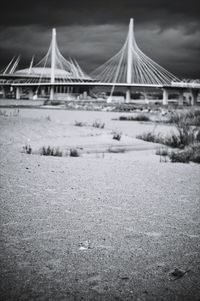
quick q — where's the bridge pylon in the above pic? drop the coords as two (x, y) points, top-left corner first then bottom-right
(91, 18), (180, 103)
(126, 18), (133, 102)
(50, 28), (56, 101)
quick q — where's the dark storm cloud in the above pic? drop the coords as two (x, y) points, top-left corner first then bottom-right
(0, 0), (200, 78)
(0, 0), (200, 28)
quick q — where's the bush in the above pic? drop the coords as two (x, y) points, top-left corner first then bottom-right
(135, 114), (150, 122)
(41, 146), (52, 156)
(74, 120), (85, 127)
(188, 144), (200, 163)
(92, 120), (105, 129)
(169, 150), (191, 163)
(156, 148), (169, 157)
(167, 109), (200, 126)
(41, 146), (62, 157)
(53, 148), (63, 157)
(156, 147), (169, 162)
(119, 116), (128, 121)
(164, 110), (200, 147)
(169, 143), (200, 164)
(137, 127), (198, 149)
(69, 148), (80, 157)
(112, 131), (122, 141)
(136, 132), (161, 143)
(185, 109), (200, 126)
(23, 144), (32, 154)
(108, 147), (126, 153)
(119, 114), (150, 122)
(164, 134), (182, 148)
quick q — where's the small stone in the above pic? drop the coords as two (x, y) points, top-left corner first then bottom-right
(120, 276), (129, 280)
(169, 267), (188, 280)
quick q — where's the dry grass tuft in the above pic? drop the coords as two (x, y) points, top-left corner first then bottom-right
(92, 120), (105, 129)
(69, 148), (80, 157)
(119, 114), (150, 122)
(41, 146), (63, 157)
(112, 131), (122, 141)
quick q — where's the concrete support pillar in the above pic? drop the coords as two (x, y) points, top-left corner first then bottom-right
(143, 92), (148, 100)
(83, 91), (88, 99)
(126, 87), (131, 103)
(162, 88), (168, 106)
(1, 86), (6, 98)
(191, 89), (198, 106)
(178, 90), (184, 106)
(28, 89), (34, 100)
(50, 86), (54, 101)
(16, 87), (21, 100)
(41, 88), (45, 96)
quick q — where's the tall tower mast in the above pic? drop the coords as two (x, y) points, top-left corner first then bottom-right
(50, 28), (56, 100)
(126, 18), (134, 102)
(127, 18), (133, 84)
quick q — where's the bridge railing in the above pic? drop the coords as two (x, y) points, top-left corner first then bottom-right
(171, 81), (200, 89)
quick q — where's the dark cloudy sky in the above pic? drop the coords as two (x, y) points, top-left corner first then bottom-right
(0, 0), (200, 78)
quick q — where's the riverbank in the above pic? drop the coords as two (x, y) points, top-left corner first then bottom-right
(0, 109), (200, 300)
(1, 97), (195, 113)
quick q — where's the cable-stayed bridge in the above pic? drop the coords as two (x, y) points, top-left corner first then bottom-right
(90, 19), (179, 96)
(0, 19), (199, 105)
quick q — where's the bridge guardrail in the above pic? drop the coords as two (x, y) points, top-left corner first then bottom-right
(171, 82), (200, 88)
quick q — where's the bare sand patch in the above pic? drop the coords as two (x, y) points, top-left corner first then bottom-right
(0, 110), (200, 300)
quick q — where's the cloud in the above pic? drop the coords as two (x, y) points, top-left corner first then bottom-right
(0, 0), (200, 78)
(0, 23), (199, 78)
(0, 0), (200, 28)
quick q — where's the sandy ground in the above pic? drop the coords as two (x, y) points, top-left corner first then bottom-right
(0, 111), (200, 301)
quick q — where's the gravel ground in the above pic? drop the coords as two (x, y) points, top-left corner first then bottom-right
(0, 114), (200, 301)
